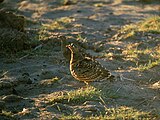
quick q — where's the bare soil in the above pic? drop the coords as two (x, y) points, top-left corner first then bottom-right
(0, 0), (160, 119)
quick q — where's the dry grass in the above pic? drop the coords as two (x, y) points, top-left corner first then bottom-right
(119, 16), (160, 40)
(111, 16), (160, 71)
(0, 111), (15, 119)
(49, 86), (101, 104)
(61, 106), (157, 120)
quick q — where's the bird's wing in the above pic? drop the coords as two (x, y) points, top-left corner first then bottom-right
(71, 57), (112, 81)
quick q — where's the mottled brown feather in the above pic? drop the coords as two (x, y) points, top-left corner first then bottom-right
(66, 43), (114, 83)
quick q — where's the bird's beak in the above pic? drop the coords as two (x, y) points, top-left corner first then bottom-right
(66, 43), (74, 49)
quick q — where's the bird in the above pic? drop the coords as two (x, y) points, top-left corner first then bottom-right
(66, 43), (115, 84)
(60, 36), (95, 62)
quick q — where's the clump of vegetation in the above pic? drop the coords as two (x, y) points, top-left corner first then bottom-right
(105, 106), (156, 119)
(42, 17), (74, 30)
(0, 10), (39, 53)
(40, 77), (59, 86)
(94, 3), (104, 7)
(0, 10), (40, 55)
(111, 16), (160, 71)
(138, 16), (160, 33)
(117, 16), (160, 40)
(122, 44), (160, 70)
(38, 17), (74, 41)
(0, 111), (15, 120)
(61, 106), (157, 119)
(59, 0), (78, 5)
(49, 86), (101, 104)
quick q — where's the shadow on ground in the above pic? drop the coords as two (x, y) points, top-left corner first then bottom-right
(0, 0), (160, 119)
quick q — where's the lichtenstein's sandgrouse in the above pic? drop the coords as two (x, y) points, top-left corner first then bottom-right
(66, 43), (114, 84)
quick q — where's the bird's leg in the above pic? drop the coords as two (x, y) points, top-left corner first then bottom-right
(81, 81), (90, 89)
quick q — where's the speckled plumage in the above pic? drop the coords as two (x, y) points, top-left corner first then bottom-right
(66, 43), (114, 84)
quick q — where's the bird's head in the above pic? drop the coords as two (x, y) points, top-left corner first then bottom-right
(66, 43), (84, 62)
(66, 43), (79, 53)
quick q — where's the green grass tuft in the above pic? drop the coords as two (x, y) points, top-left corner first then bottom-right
(0, 111), (15, 119)
(61, 106), (158, 120)
(111, 16), (160, 71)
(38, 17), (74, 41)
(49, 86), (101, 104)
(119, 16), (160, 40)
(136, 59), (160, 71)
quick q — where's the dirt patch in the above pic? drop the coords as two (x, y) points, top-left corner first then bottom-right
(0, 9), (38, 53)
(0, 0), (160, 119)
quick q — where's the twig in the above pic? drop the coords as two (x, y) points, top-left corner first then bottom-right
(99, 96), (108, 109)
(0, 71), (9, 79)
(135, 99), (148, 107)
(19, 44), (43, 60)
(115, 86), (122, 93)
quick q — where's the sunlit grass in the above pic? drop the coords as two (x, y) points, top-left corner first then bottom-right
(122, 44), (160, 71)
(94, 3), (104, 7)
(105, 106), (158, 119)
(38, 17), (74, 41)
(60, 106), (158, 120)
(40, 77), (59, 86)
(77, 34), (88, 43)
(136, 59), (160, 71)
(139, 16), (160, 33)
(0, 111), (15, 119)
(120, 16), (160, 39)
(59, 0), (78, 5)
(42, 17), (74, 30)
(49, 86), (101, 104)
(111, 16), (160, 71)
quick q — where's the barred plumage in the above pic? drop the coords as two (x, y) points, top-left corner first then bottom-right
(66, 43), (114, 84)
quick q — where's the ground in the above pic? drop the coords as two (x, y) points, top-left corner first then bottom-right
(0, 0), (160, 119)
